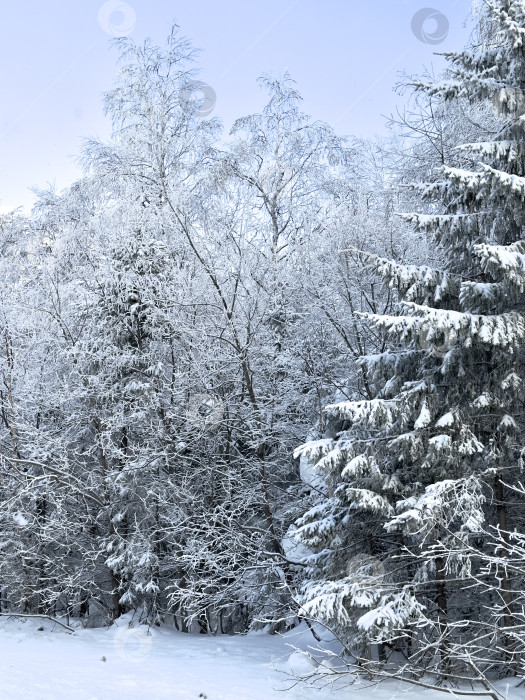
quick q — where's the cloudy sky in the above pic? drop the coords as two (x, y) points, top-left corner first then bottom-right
(0, 0), (473, 212)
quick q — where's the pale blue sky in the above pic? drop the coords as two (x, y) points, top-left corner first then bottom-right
(0, 0), (473, 212)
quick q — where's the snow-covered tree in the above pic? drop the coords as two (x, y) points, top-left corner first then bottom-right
(294, 0), (525, 682)
(0, 27), (377, 634)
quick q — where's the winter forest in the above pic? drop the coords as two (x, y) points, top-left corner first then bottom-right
(1, 1), (525, 698)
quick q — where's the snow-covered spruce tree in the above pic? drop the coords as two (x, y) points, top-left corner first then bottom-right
(294, 0), (525, 681)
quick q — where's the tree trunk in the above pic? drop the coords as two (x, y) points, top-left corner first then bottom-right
(494, 473), (515, 668)
(435, 554), (450, 676)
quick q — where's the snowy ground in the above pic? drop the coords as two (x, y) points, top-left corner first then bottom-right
(0, 615), (520, 700)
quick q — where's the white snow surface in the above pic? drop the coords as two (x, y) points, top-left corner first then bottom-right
(0, 614), (520, 700)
